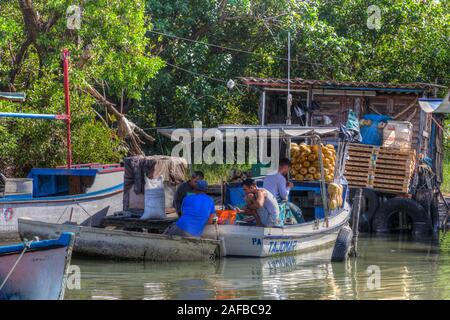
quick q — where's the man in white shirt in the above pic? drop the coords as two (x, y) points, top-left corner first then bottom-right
(263, 158), (305, 223)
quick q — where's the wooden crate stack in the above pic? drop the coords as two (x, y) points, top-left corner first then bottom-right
(345, 144), (376, 188)
(345, 144), (416, 194)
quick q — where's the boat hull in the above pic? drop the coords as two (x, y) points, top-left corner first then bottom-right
(0, 233), (74, 300)
(18, 219), (219, 262)
(0, 190), (123, 239)
(202, 204), (351, 258)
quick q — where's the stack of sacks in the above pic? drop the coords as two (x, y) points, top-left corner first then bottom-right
(290, 143), (336, 182)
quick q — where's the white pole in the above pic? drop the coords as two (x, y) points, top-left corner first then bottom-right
(261, 90), (266, 126)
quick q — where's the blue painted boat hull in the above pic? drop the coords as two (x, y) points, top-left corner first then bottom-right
(0, 233), (74, 300)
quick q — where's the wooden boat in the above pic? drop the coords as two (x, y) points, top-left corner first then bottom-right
(0, 232), (74, 300)
(157, 125), (354, 258)
(0, 164), (124, 239)
(203, 202), (351, 258)
(18, 218), (220, 262)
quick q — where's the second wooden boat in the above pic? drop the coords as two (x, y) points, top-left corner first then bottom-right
(18, 218), (220, 262)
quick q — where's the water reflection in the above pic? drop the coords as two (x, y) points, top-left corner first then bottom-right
(65, 235), (450, 300)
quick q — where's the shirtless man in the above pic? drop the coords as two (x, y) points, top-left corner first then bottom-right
(238, 178), (281, 227)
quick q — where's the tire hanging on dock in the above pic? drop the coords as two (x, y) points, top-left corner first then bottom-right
(349, 188), (379, 233)
(331, 225), (353, 262)
(372, 197), (432, 236)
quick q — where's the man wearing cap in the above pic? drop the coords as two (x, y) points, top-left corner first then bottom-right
(173, 171), (204, 217)
(164, 179), (215, 238)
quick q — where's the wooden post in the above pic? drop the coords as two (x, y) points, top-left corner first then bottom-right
(317, 137), (329, 227)
(62, 49), (72, 169)
(351, 188), (362, 257)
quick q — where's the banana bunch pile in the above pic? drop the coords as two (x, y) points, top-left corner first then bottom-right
(327, 183), (343, 210)
(290, 143), (336, 182)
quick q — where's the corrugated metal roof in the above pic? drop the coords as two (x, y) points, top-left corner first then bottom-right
(158, 126), (338, 140)
(240, 77), (436, 92)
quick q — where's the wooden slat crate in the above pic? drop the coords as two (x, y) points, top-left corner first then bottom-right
(345, 143), (416, 194)
(345, 144), (376, 188)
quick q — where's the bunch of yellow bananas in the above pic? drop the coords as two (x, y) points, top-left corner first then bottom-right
(327, 183), (343, 210)
(290, 143), (336, 182)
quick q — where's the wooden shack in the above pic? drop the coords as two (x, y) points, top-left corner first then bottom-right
(241, 78), (444, 185)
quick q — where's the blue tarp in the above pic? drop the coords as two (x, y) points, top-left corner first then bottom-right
(360, 114), (392, 146)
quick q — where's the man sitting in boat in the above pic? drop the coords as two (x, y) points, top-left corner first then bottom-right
(262, 158), (305, 224)
(173, 171), (204, 217)
(164, 179), (215, 238)
(237, 178), (281, 227)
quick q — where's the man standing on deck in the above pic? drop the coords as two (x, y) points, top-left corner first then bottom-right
(173, 171), (204, 217)
(164, 180), (215, 238)
(263, 158), (305, 223)
(238, 178), (281, 227)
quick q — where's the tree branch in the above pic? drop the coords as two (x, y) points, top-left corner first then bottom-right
(81, 84), (155, 156)
(9, 0), (41, 89)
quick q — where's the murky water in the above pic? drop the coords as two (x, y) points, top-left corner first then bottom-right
(63, 234), (450, 300)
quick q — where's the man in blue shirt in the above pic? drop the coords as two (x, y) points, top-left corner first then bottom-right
(164, 180), (215, 238)
(173, 171), (204, 217)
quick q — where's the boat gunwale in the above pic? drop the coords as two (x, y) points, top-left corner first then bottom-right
(0, 184), (123, 205)
(18, 218), (221, 246)
(206, 205), (350, 235)
(0, 232), (73, 255)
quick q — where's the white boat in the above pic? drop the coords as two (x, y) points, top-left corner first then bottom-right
(18, 218), (220, 262)
(0, 164), (124, 239)
(158, 125), (354, 259)
(0, 232), (75, 300)
(202, 202), (351, 257)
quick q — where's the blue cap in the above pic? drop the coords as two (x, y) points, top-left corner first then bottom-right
(195, 180), (208, 191)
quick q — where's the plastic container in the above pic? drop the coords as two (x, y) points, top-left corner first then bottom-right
(209, 210), (237, 225)
(382, 121), (413, 149)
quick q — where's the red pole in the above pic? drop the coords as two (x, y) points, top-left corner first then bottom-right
(62, 49), (72, 169)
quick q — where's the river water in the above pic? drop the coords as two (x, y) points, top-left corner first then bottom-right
(64, 234), (450, 300)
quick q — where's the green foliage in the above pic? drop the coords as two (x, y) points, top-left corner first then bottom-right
(139, 0), (449, 136)
(442, 160), (450, 195)
(1, 0), (449, 177)
(192, 163), (252, 184)
(0, 0), (163, 176)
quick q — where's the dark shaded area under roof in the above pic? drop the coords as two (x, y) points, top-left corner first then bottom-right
(240, 77), (437, 93)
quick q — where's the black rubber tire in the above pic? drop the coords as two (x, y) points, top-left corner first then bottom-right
(349, 188), (379, 233)
(331, 225), (353, 262)
(372, 198), (432, 236)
